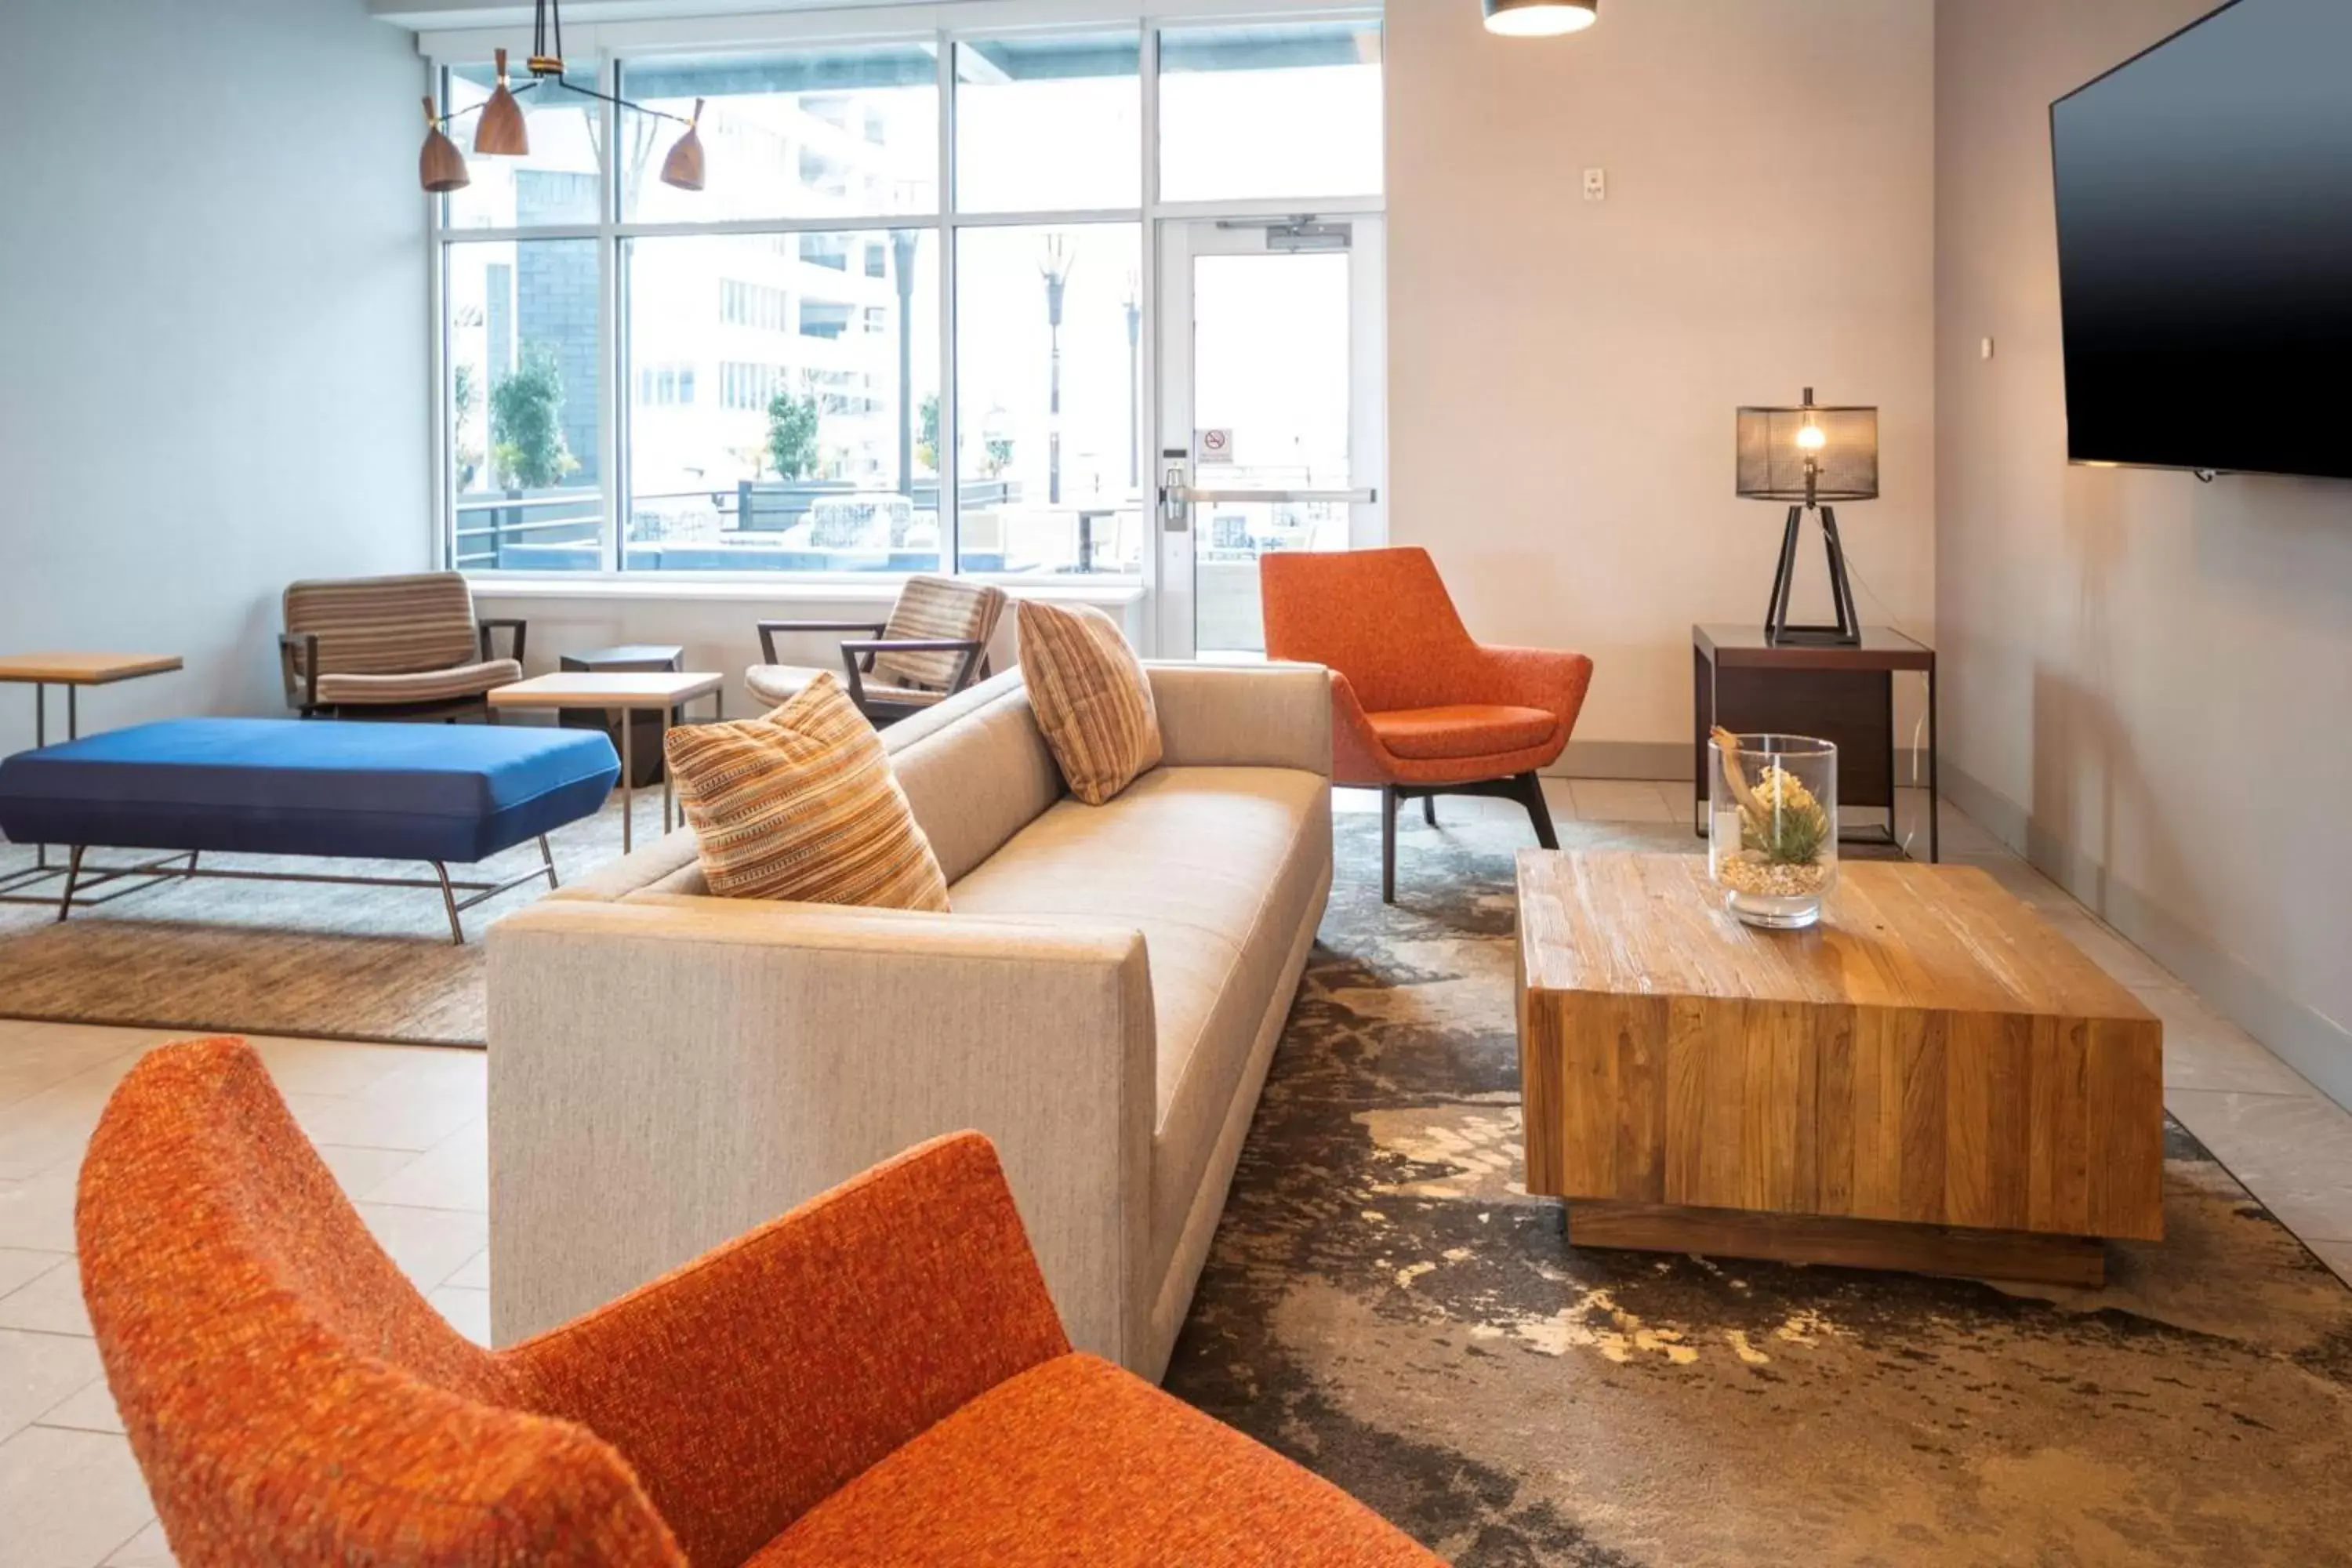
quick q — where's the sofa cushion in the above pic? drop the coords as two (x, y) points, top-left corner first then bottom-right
(283, 571), (481, 677)
(887, 675), (1065, 885)
(872, 575), (1008, 693)
(313, 659), (521, 707)
(752, 1352), (1438, 1566)
(946, 765), (1330, 1269)
(1015, 604), (1163, 806)
(1366, 702), (1557, 760)
(665, 672), (950, 912)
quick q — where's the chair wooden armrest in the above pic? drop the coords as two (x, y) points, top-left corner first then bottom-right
(277, 632), (320, 713)
(477, 617), (528, 666)
(757, 619), (887, 664)
(837, 637), (986, 714)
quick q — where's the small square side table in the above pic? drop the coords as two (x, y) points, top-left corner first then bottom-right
(489, 672), (723, 853)
(1693, 623), (1938, 862)
(559, 645), (686, 789)
(0, 652), (183, 898)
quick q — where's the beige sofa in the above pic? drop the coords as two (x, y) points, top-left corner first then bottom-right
(485, 662), (1333, 1381)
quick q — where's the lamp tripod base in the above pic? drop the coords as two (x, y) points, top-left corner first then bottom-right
(1764, 503), (1861, 646)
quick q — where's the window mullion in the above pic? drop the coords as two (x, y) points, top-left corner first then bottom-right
(938, 29), (960, 577)
(601, 53), (624, 573)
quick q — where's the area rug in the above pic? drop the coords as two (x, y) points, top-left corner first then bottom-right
(1165, 810), (2352, 1566)
(0, 797), (651, 1047)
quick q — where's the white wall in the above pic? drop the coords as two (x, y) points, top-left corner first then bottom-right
(0, 0), (430, 753)
(1936, 0), (2352, 1103)
(1385, 0), (1938, 768)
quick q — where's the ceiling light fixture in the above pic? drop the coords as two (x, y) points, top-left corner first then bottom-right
(1483, 0), (1601, 38)
(417, 0), (706, 194)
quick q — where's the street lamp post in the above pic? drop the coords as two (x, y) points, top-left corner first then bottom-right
(1040, 234), (1076, 506)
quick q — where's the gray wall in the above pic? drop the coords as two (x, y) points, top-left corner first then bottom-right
(1385, 0), (1937, 765)
(1936, 0), (2352, 1104)
(0, 0), (431, 753)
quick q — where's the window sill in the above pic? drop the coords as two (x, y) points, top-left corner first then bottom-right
(466, 574), (1147, 608)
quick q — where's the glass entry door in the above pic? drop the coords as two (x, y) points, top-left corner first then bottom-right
(1156, 216), (1386, 658)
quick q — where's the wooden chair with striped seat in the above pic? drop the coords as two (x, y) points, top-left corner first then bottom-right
(749, 575), (1008, 724)
(280, 572), (526, 721)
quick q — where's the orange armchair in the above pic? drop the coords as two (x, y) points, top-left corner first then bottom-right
(76, 1037), (1442, 1567)
(1262, 546), (1593, 901)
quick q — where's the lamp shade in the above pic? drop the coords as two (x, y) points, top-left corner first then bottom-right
(659, 99), (706, 192)
(419, 99), (470, 193)
(1483, 0), (1599, 37)
(474, 49), (530, 158)
(1737, 390), (1878, 503)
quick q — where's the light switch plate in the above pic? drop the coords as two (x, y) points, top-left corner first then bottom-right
(1583, 168), (1606, 202)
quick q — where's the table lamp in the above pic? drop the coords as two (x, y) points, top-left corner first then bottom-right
(1736, 389), (1878, 646)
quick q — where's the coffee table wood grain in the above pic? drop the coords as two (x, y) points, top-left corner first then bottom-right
(1515, 851), (2164, 1286)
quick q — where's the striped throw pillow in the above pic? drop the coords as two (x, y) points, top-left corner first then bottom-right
(664, 671), (951, 910)
(1016, 602), (1163, 806)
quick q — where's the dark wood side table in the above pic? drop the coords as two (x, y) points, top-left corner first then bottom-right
(560, 645), (685, 789)
(1692, 623), (1938, 862)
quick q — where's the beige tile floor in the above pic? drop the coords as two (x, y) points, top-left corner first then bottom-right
(2, 786), (2348, 1567)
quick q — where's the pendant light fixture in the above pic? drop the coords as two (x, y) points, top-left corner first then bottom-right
(416, 0), (707, 194)
(659, 99), (707, 193)
(419, 98), (470, 193)
(472, 49), (529, 157)
(1483, 0), (1600, 37)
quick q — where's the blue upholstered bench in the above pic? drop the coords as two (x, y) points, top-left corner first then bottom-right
(0, 719), (619, 942)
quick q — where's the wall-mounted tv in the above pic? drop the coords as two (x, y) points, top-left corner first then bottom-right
(2050, 0), (2352, 481)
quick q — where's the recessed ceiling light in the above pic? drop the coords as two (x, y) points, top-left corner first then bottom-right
(1484, 0), (1600, 38)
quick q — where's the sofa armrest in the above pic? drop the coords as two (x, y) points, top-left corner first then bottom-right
(485, 897), (1155, 1368)
(1144, 661), (1332, 775)
(505, 1133), (1069, 1568)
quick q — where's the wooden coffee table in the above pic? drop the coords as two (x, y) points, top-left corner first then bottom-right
(489, 672), (723, 852)
(1515, 851), (2164, 1286)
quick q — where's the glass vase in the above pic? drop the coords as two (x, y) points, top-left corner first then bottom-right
(1708, 734), (1838, 930)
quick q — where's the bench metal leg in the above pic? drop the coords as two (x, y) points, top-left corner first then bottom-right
(56, 847), (84, 923)
(432, 861), (463, 946)
(539, 833), (559, 891)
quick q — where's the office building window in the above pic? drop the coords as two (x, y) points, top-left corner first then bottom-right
(434, 24), (1381, 580)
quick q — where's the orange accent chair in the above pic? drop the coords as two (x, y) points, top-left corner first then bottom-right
(1261, 546), (1593, 902)
(76, 1037), (1443, 1568)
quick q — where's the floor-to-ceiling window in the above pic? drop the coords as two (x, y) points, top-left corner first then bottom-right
(430, 10), (1381, 584)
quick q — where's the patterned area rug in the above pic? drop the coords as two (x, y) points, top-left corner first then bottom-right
(0, 797), (649, 1047)
(1166, 810), (2352, 1566)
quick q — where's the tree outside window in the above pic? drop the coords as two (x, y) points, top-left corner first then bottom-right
(490, 344), (580, 491)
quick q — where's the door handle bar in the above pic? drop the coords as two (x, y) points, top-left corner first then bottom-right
(1174, 487), (1378, 505)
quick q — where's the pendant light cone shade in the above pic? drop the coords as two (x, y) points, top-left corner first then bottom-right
(419, 99), (470, 193)
(1483, 0), (1599, 37)
(659, 99), (706, 192)
(474, 48), (530, 157)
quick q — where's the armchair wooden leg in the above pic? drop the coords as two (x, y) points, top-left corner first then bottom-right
(1381, 786), (1399, 905)
(1422, 794), (1437, 829)
(1509, 771), (1560, 851)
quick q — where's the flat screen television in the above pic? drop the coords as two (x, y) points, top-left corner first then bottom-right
(2050, 0), (2352, 481)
